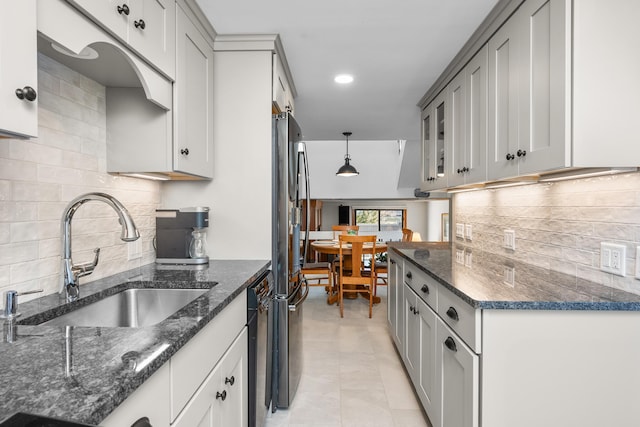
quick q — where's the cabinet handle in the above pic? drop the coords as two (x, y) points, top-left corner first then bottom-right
(131, 417), (152, 427)
(406, 271), (412, 279)
(444, 336), (457, 352)
(15, 86), (37, 102)
(216, 390), (227, 401)
(457, 168), (462, 174)
(180, 148), (190, 155)
(446, 306), (459, 321)
(117, 4), (130, 15)
(505, 153), (515, 161)
(134, 19), (146, 29)
(390, 259), (396, 265)
(421, 284), (429, 294)
(225, 376), (235, 386)
(517, 149), (527, 157)
(462, 166), (469, 172)
(414, 307), (419, 315)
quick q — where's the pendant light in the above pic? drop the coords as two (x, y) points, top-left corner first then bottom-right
(336, 131), (359, 177)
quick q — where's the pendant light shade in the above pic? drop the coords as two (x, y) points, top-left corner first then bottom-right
(336, 131), (359, 177)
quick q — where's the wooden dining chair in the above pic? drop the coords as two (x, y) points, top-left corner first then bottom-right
(402, 228), (414, 242)
(330, 224), (359, 285)
(337, 234), (376, 318)
(289, 234), (333, 293)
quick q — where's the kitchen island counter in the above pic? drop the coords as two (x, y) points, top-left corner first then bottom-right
(0, 260), (269, 425)
(388, 242), (640, 310)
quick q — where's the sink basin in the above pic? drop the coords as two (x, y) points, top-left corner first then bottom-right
(39, 288), (209, 328)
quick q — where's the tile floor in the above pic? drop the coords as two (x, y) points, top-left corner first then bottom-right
(263, 285), (432, 427)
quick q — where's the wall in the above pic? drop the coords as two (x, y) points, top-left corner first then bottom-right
(161, 50), (273, 260)
(0, 54), (160, 300)
(319, 199), (440, 242)
(305, 139), (415, 199)
(454, 171), (640, 295)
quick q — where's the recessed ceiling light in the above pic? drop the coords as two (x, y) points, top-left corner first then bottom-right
(334, 74), (354, 84)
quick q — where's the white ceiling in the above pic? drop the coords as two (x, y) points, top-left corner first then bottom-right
(196, 0), (499, 144)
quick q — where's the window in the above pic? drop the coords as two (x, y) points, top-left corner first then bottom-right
(354, 209), (404, 232)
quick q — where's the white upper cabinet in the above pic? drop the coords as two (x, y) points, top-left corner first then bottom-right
(489, 0), (567, 180)
(0, 0), (38, 138)
(67, 0), (176, 79)
(421, 92), (447, 190)
(422, 0), (640, 188)
(273, 51), (295, 114)
(173, 4), (214, 178)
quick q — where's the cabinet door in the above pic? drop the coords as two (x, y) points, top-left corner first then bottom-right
(436, 320), (479, 427)
(464, 45), (488, 184)
(128, 0), (176, 78)
(416, 298), (439, 427)
(0, 0), (38, 138)
(517, 0), (568, 174)
(173, 328), (248, 427)
(420, 103), (437, 187)
(487, 14), (520, 180)
(174, 5), (214, 178)
(387, 256), (397, 334)
(403, 285), (419, 376)
(447, 71), (466, 188)
(388, 255), (403, 351)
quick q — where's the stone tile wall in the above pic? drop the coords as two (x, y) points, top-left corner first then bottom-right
(0, 54), (160, 300)
(453, 171), (640, 295)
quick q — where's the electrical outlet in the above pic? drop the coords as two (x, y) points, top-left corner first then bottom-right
(465, 224), (473, 241)
(127, 239), (142, 260)
(455, 248), (465, 264)
(503, 230), (516, 250)
(601, 242), (626, 277)
(464, 249), (473, 267)
(456, 223), (465, 239)
(503, 266), (515, 287)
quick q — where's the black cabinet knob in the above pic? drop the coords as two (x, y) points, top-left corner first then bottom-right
(506, 153), (515, 160)
(462, 167), (469, 172)
(131, 417), (151, 427)
(216, 390), (227, 401)
(446, 306), (459, 321)
(406, 271), (412, 279)
(421, 284), (429, 294)
(15, 86), (37, 102)
(390, 259), (396, 265)
(444, 336), (457, 352)
(517, 149), (527, 157)
(225, 376), (235, 386)
(134, 19), (146, 29)
(180, 148), (189, 155)
(117, 4), (130, 15)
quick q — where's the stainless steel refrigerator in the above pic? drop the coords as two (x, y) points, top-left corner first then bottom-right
(267, 112), (310, 412)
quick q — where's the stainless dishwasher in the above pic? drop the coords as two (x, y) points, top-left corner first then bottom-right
(247, 270), (272, 427)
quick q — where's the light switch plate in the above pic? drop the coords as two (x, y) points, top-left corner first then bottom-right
(503, 266), (515, 287)
(465, 224), (473, 241)
(456, 223), (465, 239)
(503, 230), (515, 250)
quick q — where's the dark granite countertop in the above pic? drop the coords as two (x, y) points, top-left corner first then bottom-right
(388, 242), (640, 310)
(0, 260), (270, 425)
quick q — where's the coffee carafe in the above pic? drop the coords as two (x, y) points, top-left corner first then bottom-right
(155, 207), (209, 264)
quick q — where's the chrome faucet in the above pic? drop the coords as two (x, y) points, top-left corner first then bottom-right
(61, 192), (139, 302)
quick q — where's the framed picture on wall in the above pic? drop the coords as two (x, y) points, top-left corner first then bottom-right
(441, 213), (449, 241)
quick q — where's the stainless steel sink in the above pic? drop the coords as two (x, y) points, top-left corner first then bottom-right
(40, 288), (209, 328)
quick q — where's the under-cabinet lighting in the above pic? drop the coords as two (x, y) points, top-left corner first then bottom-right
(334, 74), (354, 84)
(121, 173), (171, 181)
(538, 167), (638, 182)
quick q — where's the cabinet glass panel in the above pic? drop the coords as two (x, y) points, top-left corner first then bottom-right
(422, 112), (431, 181)
(436, 102), (445, 177)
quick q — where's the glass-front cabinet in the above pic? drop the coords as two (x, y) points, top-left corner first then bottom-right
(421, 92), (446, 190)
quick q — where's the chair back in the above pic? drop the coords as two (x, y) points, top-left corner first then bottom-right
(402, 228), (414, 242)
(332, 225), (359, 240)
(338, 234), (376, 279)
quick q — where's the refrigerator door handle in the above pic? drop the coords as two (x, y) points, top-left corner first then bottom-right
(288, 278), (309, 312)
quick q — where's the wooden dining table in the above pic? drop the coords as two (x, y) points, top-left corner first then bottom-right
(310, 239), (387, 306)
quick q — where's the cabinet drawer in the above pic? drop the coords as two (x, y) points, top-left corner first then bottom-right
(403, 263), (437, 311)
(438, 285), (481, 353)
(170, 292), (247, 421)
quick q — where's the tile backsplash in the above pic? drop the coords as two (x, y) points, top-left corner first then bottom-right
(0, 54), (159, 300)
(454, 171), (640, 295)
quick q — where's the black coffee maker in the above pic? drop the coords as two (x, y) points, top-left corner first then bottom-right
(155, 207), (209, 264)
